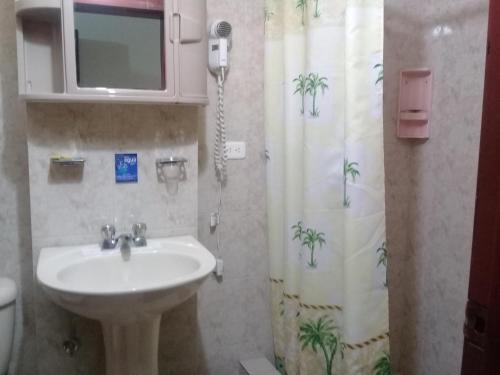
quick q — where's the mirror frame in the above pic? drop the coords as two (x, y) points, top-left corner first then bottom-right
(62, 0), (175, 98)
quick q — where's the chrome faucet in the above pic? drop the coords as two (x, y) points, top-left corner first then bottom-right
(116, 234), (133, 253)
(115, 233), (133, 260)
(101, 224), (147, 252)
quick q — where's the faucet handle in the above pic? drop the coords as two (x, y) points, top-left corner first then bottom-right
(101, 224), (116, 250)
(132, 223), (147, 247)
(101, 224), (116, 240)
(132, 223), (147, 237)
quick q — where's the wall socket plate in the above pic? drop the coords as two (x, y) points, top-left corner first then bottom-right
(226, 141), (246, 160)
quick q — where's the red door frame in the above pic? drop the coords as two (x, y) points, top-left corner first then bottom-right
(462, 1), (500, 373)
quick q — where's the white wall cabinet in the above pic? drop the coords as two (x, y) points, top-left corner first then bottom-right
(15, 0), (208, 104)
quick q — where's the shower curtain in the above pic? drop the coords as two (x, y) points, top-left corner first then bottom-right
(264, 1), (389, 374)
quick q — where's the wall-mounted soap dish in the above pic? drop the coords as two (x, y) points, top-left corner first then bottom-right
(50, 156), (85, 166)
(397, 69), (433, 139)
(156, 157), (188, 195)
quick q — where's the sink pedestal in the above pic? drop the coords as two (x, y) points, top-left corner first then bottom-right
(102, 316), (161, 375)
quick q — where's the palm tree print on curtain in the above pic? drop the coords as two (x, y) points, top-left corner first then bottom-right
(373, 352), (391, 375)
(293, 73), (329, 117)
(292, 221), (326, 268)
(306, 73), (328, 117)
(299, 317), (343, 375)
(296, 0), (321, 24)
(374, 64), (384, 85)
(265, 7), (274, 23)
(293, 74), (308, 114)
(343, 159), (360, 208)
(265, 0), (388, 374)
(313, 0), (321, 17)
(296, 0), (307, 25)
(377, 242), (388, 287)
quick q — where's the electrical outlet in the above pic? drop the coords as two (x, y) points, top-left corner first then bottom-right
(226, 141), (246, 160)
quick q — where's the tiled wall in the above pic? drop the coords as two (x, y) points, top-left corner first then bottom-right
(197, 0), (274, 373)
(384, 1), (489, 374)
(27, 104), (200, 374)
(0, 1), (36, 374)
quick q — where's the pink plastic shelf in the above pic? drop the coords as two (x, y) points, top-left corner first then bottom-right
(397, 69), (432, 139)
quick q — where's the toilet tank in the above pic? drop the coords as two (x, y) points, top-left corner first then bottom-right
(0, 278), (16, 374)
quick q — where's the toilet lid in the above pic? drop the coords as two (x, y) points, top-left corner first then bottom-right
(0, 278), (16, 307)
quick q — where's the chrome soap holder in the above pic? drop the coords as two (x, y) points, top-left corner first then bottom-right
(50, 156), (86, 167)
(156, 157), (188, 194)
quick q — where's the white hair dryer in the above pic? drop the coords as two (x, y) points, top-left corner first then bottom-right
(208, 21), (232, 75)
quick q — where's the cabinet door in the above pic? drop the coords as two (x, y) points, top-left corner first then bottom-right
(176, 0), (207, 101)
(62, 0), (175, 97)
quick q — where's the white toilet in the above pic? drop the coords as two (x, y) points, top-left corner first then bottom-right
(0, 278), (16, 375)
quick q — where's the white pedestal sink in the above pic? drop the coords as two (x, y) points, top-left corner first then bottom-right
(37, 236), (216, 375)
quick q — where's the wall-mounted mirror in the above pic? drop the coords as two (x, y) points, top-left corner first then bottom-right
(73, 0), (165, 90)
(61, 0), (175, 99)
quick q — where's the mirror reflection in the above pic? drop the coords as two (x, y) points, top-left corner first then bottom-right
(73, 0), (165, 90)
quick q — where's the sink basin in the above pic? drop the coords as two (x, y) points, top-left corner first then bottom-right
(37, 235), (215, 375)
